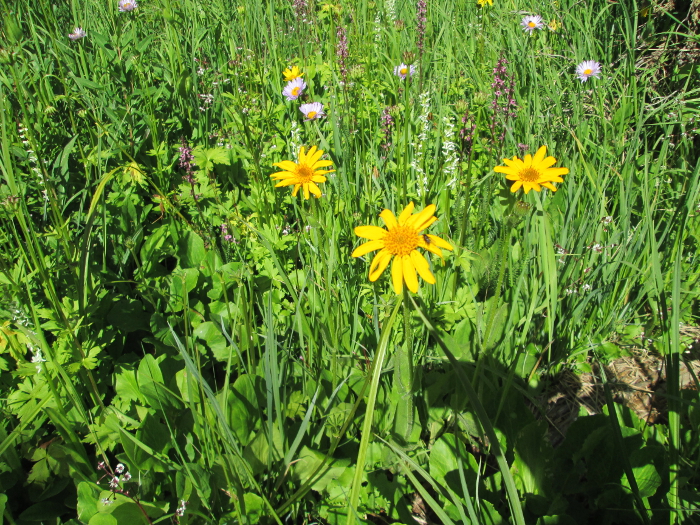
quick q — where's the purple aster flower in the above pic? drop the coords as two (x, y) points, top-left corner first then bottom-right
(283, 77), (307, 101)
(521, 15), (543, 33)
(68, 27), (87, 40)
(394, 63), (416, 80)
(299, 102), (325, 121)
(118, 0), (138, 12)
(575, 60), (602, 82)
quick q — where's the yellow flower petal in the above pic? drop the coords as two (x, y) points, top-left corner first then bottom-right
(354, 225), (387, 240)
(425, 234), (453, 251)
(308, 182), (322, 198)
(369, 249), (392, 281)
(398, 202), (415, 224)
(273, 161), (299, 171)
(543, 167), (569, 177)
(415, 216), (437, 233)
(307, 148), (324, 166)
(411, 250), (435, 284)
(352, 239), (385, 258)
(406, 204), (436, 230)
(494, 166), (518, 175)
(391, 257), (404, 294)
(532, 145), (547, 164)
(274, 179), (298, 187)
(379, 209), (398, 229)
(402, 255), (419, 293)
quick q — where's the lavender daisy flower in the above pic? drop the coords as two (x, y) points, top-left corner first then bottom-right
(394, 63), (416, 80)
(283, 78), (307, 101)
(575, 60), (602, 82)
(68, 27), (86, 40)
(300, 102), (325, 121)
(521, 15), (543, 33)
(118, 0), (138, 12)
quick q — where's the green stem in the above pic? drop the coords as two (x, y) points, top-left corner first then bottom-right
(395, 291), (414, 440)
(346, 297), (403, 525)
(482, 220), (511, 350)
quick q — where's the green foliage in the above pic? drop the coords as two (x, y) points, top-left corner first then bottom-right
(0, 0), (698, 522)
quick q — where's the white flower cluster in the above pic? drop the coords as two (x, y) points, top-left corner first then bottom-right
(11, 304), (44, 373)
(18, 124), (48, 201)
(289, 120), (301, 157)
(385, 0), (396, 21)
(374, 12), (382, 43)
(441, 116), (459, 187)
(176, 499), (188, 517)
(411, 92), (431, 196)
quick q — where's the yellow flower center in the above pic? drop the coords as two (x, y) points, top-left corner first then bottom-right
(307, 111), (317, 119)
(294, 164), (314, 182)
(519, 168), (541, 182)
(584, 68), (592, 75)
(400, 67), (408, 75)
(384, 225), (420, 256)
(528, 21), (536, 27)
(292, 87), (300, 96)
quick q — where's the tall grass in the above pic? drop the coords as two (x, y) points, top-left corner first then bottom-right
(0, 0), (698, 523)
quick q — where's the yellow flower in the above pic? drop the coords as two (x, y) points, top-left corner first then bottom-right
(494, 145), (569, 194)
(548, 19), (560, 31)
(352, 203), (453, 294)
(283, 65), (304, 82)
(271, 146), (334, 199)
(477, 0), (493, 6)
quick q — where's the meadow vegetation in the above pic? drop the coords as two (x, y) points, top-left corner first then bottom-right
(0, 0), (699, 523)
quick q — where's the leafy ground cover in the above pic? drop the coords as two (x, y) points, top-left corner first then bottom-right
(0, 0), (699, 523)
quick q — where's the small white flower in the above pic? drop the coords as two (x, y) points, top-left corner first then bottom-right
(118, 0), (138, 12)
(299, 102), (325, 121)
(109, 476), (120, 489)
(100, 498), (113, 506)
(582, 283), (592, 292)
(282, 78), (306, 101)
(575, 61), (602, 82)
(122, 472), (132, 482)
(393, 63), (416, 80)
(68, 28), (87, 40)
(115, 463), (125, 474)
(521, 15), (544, 33)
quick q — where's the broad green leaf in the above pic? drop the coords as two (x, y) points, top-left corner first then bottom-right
(88, 514), (118, 525)
(93, 491), (166, 524)
(194, 322), (230, 361)
(137, 354), (181, 410)
(243, 493), (265, 524)
(511, 421), (553, 495)
(227, 374), (259, 445)
(177, 232), (206, 269)
(77, 482), (100, 522)
(292, 446), (350, 492)
(622, 446), (663, 499)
